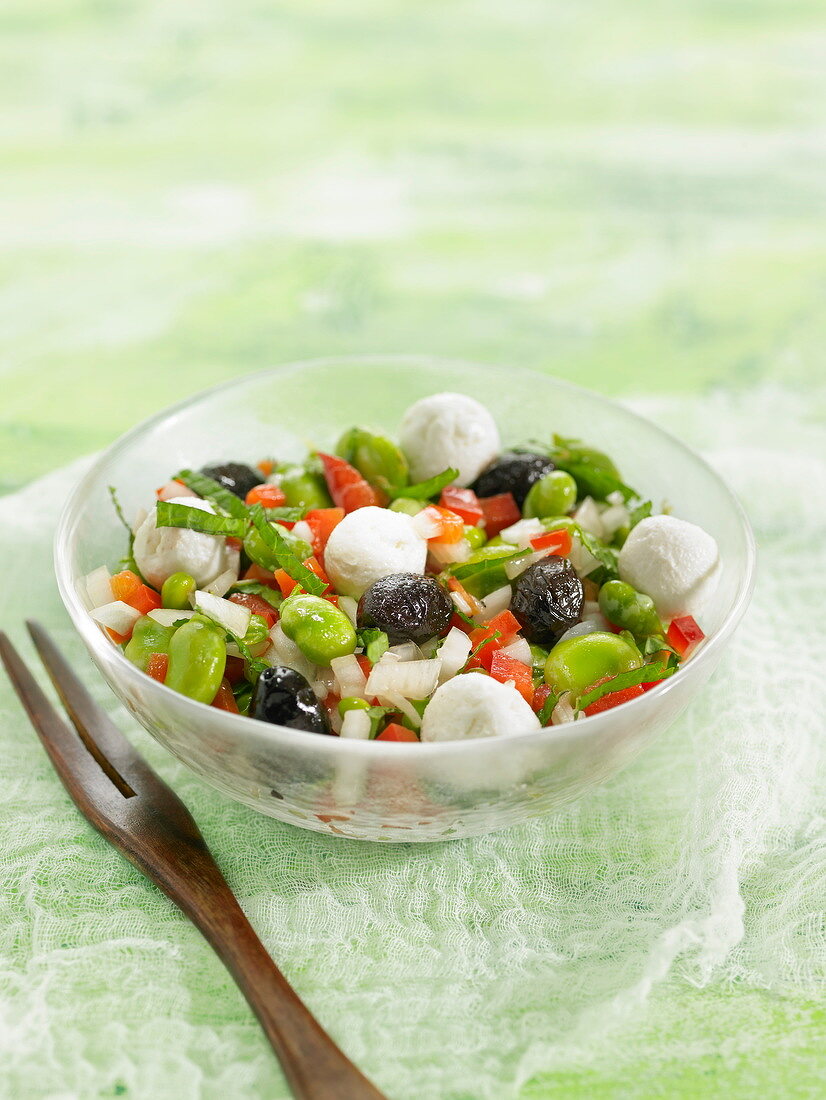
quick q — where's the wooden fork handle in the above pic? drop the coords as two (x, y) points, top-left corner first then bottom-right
(133, 843), (388, 1100)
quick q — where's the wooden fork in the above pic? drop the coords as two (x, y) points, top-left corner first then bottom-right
(0, 622), (387, 1100)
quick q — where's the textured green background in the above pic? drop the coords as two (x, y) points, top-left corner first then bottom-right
(1, 2), (825, 1098)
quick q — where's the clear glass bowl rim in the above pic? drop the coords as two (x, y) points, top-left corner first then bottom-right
(54, 354), (757, 759)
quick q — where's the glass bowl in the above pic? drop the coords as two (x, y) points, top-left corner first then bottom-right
(54, 357), (756, 842)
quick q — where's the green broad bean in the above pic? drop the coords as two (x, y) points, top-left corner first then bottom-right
(161, 571), (196, 611)
(389, 497), (424, 516)
(234, 682), (253, 715)
(463, 524), (487, 550)
(523, 471), (577, 519)
(165, 617), (227, 704)
(243, 613), (271, 649)
(544, 631), (641, 698)
(243, 523), (312, 571)
(276, 465), (333, 510)
(280, 593), (357, 666)
(338, 696), (371, 716)
(598, 580), (662, 638)
(336, 427), (409, 489)
(124, 616), (174, 672)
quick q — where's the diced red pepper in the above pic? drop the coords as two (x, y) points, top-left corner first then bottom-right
(449, 611), (476, 635)
(257, 459), (275, 478)
(583, 683), (645, 716)
(376, 722), (419, 742)
(532, 683), (553, 715)
(226, 536), (244, 552)
(486, 609), (522, 637)
(224, 656), (247, 685)
(110, 571), (162, 615)
(356, 654), (373, 678)
(317, 452), (384, 512)
(305, 507), (345, 558)
(273, 557), (331, 599)
(479, 493), (521, 538)
(489, 651), (534, 705)
(439, 486), (483, 526)
(245, 483), (287, 509)
(211, 678), (240, 713)
(145, 652), (169, 683)
(242, 563), (278, 587)
(419, 505), (465, 544)
(465, 609), (523, 670)
(228, 592), (278, 629)
(323, 691), (341, 720)
(666, 615), (705, 658)
(529, 529), (573, 556)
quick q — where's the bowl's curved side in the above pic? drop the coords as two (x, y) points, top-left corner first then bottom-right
(55, 357), (756, 841)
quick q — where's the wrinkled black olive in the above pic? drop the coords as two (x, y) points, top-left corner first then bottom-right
(250, 666), (331, 734)
(358, 572), (453, 643)
(470, 451), (555, 507)
(511, 557), (584, 644)
(200, 462), (262, 500)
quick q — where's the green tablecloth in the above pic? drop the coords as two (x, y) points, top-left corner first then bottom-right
(1, 3), (825, 1097)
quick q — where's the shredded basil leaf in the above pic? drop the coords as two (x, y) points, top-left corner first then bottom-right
(248, 505), (326, 596)
(109, 485), (143, 578)
(264, 506), (308, 523)
(386, 467), (458, 501)
(230, 581), (284, 608)
(366, 705), (395, 739)
(174, 469), (249, 519)
(546, 434), (637, 502)
(538, 691), (559, 726)
(155, 501), (249, 538)
(576, 661), (674, 711)
(357, 628), (389, 664)
(628, 499), (653, 528)
(449, 548), (522, 580)
(642, 634), (676, 657)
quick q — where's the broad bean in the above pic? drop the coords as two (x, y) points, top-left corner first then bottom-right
(280, 593), (357, 666)
(544, 631), (641, 698)
(165, 617), (227, 703)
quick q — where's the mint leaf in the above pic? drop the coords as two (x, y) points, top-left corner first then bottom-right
(174, 469), (249, 519)
(155, 501), (249, 538)
(357, 628), (389, 664)
(386, 467), (458, 501)
(576, 661), (674, 711)
(249, 505), (327, 597)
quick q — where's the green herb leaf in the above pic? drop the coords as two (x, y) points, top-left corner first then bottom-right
(547, 434), (638, 502)
(461, 630), (501, 671)
(386, 467), (459, 501)
(248, 505), (327, 596)
(357, 628), (390, 664)
(155, 501), (249, 538)
(230, 581), (284, 609)
(449, 549), (522, 580)
(109, 486), (143, 578)
(576, 661), (674, 711)
(366, 705), (395, 739)
(174, 469), (250, 519)
(538, 691), (559, 725)
(574, 526), (620, 582)
(642, 634), (676, 657)
(628, 499), (653, 528)
(264, 506), (308, 523)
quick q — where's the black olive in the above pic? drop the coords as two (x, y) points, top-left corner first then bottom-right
(470, 451), (555, 507)
(250, 666), (332, 734)
(200, 462), (262, 500)
(358, 572), (453, 643)
(511, 557), (584, 644)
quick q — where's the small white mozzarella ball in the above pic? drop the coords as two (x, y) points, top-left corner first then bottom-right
(324, 506), (427, 598)
(618, 514), (720, 618)
(420, 674), (540, 743)
(133, 496), (232, 590)
(399, 392), (500, 487)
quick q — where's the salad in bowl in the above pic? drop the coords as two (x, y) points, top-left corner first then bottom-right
(81, 391), (719, 746)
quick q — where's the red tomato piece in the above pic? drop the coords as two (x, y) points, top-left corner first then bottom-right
(145, 652), (169, 683)
(488, 651), (534, 705)
(529, 529), (573, 555)
(479, 493), (521, 538)
(273, 556), (331, 599)
(439, 486), (483, 526)
(583, 683), (645, 715)
(228, 592), (278, 629)
(317, 453), (384, 512)
(532, 683), (552, 715)
(224, 656), (247, 685)
(305, 507), (345, 557)
(666, 615), (705, 658)
(211, 678), (240, 713)
(376, 722), (419, 742)
(257, 459), (275, 478)
(423, 505), (465, 544)
(242, 563), (278, 587)
(245, 483), (287, 508)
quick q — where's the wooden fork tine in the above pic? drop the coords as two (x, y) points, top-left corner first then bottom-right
(25, 620), (158, 797)
(0, 631), (126, 816)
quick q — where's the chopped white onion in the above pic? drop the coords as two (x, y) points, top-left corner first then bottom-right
(418, 636), (442, 658)
(330, 653), (367, 699)
(498, 518), (545, 548)
(157, 480), (198, 502)
(366, 657), (442, 700)
(226, 639), (271, 659)
(475, 584), (513, 622)
(436, 627), (472, 683)
(411, 507), (443, 540)
(267, 623), (316, 682)
(132, 507), (148, 534)
(90, 600), (142, 636)
(499, 637), (532, 665)
(340, 708), (371, 740)
(84, 566), (113, 609)
(450, 590), (473, 616)
(428, 538), (472, 565)
(606, 490), (625, 507)
(551, 691), (578, 725)
(291, 520), (314, 545)
(338, 596), (359, 627)
(600, 503), (630, 537)
(555, 620), (600, 645)
(573, 497), (604, 539)
(504, 549), (549, 580)
(148, 608), (195, 627)
(386, 642), (423, 662)
(193, 591), (251, 638)
(582, 599), (610, 629)
(568, 537), (602, 578)
(205, 567), (238, 598)
(376, 690), (423, 728)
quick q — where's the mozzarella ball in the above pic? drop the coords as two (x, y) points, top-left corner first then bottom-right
(399, 392), (501, 487)
(133, 496), (233, 590)
(420, 673), (540, 743)
(323, 506), (427, 598)
(618, 514), (720, 618)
